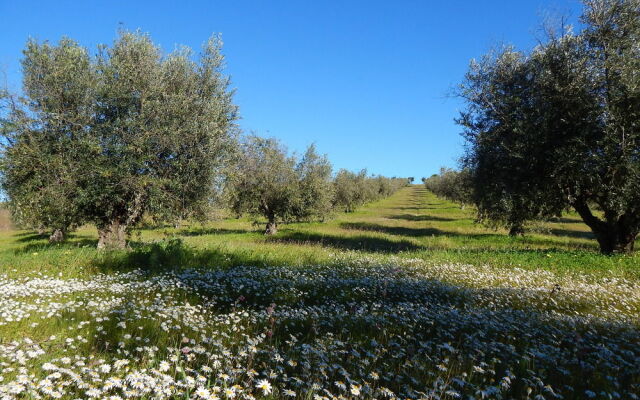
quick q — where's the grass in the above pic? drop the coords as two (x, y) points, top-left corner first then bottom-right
(0, 185), (637, 280)
(0, 186), (638, 399)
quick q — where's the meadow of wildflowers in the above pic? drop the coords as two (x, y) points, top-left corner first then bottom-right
(0, 255), (638, 400)
(0, 187), (638, 400)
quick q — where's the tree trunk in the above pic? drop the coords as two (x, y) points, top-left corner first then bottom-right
(49, 229), (65, 243)
(509, 224), (524, 237)
(97, 220), (128, 250)
(592, 224), (637, 254)
(265, 216), (278, 235)
(573, 200), (638, 254)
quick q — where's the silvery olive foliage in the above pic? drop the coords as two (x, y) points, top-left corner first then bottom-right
(0, 31), (238, 248)
(0, 38), (92, 242)
(333, 169), (407, 213)
(226, 136), (301, 235)
(227, 137), (336, 234)
(458, 0), (640, 253)
(294, 144), (334, 222)
(226, 137), (406, 234)
(423, 168), (473, 210)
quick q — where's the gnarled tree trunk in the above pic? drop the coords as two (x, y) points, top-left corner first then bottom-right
(591, 218), (637, 254)
(49, 228), (65, 243)
(97, 220), (128, 250)
(265, 214), (278, 235)
(594, 229), (637, 254)
(573, 200), (638, 254)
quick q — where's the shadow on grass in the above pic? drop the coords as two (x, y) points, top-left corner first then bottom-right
(552, 217), (585, 224)
(91, 237), (599, 276)
(341, 222), (449, 238)
(180, 227), (255, 237)
(266, 231), (422, 253)
(397, 206), (460, 211)
(15, 233), (47, 242)
(340, 222), (600, 252)
(14, 234), (99, 254)
(12, 231), (38, 237)
(550, 228), (595, 240)
(386, 214), (456, 222)
(91, 238), (270, 274)
(54, 240), (640, 398)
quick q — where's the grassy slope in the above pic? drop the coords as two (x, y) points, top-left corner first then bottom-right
(0, 185), (637, 280)
(0, 186), (637, 399)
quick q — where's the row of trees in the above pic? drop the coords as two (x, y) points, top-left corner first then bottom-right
(227, 136), (407, 234)
(422, 168), (472, 209)
(0, 31), (407, 248)
(452, 0), (640, 253)
(334, 170), (408, 213)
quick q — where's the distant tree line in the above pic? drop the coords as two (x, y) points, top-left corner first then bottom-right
(226, 136), (408, 234)
(422, 168), (472, 209)
(427, 0), (640, 254)
(0, 31), (408, 247)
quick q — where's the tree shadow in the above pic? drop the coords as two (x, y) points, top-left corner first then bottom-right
(14, 235), (152, 254)
(550, 228), (595, 240)
(341, 222), (447, 238)
(397, 206), (460, 211)
(14, 237), (98, 254)
(386, 214), (456, 222)
(16, 239), (97, 254)
(14, 233), (48, 242)
(267, 231), (422, 253)
(179, 227), (255, 237)
(12, 231), (43, 237)
(340, 222), (600, 251)
(551, 217), (585, 224)
(58, 248), (640, 397)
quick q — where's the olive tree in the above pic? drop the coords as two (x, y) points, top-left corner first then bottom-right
(1, 38), (92, 242)
(458, 0), (640, 252)
(1, 31), (238, 248)
(423, 168), (473, 210)
(333, 169), (367, 212)
(86, 32), (237, 249)
(227, 136), (299, 234)
(294, 144), (334, 222)
(333, 170), (405, 212)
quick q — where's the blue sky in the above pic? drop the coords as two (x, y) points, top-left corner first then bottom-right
(0, 0), (582, 179)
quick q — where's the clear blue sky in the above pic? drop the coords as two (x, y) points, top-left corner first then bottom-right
(0, 0), (582, 179)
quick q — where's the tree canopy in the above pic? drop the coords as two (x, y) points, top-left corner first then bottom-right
(423, 168), (473, 210)
(0, 31), (238, 248)
(458, 0), (640, 253)
(226, 136), (301, 235)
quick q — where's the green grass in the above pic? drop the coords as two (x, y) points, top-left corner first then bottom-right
(0, 185), (637, 280)
(0, 186), (637, 399)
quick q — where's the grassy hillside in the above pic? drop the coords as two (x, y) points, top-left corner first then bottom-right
(0, 186), (638, 399)
(0, 186), (637, 279)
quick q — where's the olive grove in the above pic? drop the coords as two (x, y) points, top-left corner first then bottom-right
(458, 0), (640, 253)
(0, 31), (238, 248)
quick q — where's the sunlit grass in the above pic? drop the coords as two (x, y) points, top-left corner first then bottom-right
(0, 186), (636, 280)
(0, 187), (638, 399)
